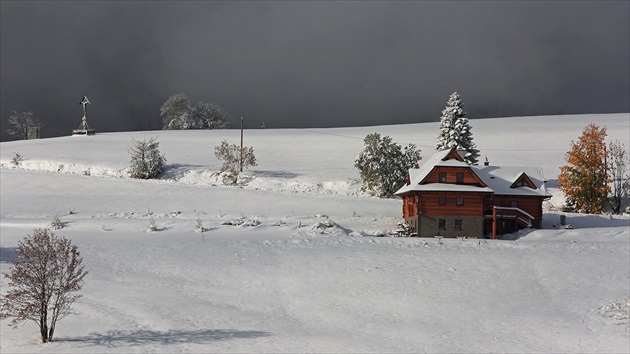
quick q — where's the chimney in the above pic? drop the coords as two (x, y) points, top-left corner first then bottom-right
(484, 157), (489, 166)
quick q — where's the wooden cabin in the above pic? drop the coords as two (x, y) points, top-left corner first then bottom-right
(395, 149), (551, 239)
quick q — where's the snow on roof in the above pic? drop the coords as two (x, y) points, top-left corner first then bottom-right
(404, 149), (469, 186)
(473, 165), (550, 197)
(395, 149), (551, 198)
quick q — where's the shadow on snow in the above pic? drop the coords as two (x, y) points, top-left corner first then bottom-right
(252, 170), (302, 179)
(59, 328), (270, 347)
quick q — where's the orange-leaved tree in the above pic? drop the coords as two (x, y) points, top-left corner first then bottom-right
(558, 123), (611, 213)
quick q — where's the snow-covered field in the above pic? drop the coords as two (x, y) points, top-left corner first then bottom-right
(1, 113), (629, 353)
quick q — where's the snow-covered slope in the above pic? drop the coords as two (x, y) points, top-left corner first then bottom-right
(1, 114), (628, 353)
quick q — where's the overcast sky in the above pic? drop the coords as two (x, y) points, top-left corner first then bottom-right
(1, 1), (628, 140)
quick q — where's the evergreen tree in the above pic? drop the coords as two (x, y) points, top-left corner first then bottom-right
(435, 92), (480, 164)
(558, 124), (610, 213)
(355, 133), (422, 198)
(128, 137), (166, 179)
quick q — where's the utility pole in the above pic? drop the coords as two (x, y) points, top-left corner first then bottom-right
(240, 117), (244, 173)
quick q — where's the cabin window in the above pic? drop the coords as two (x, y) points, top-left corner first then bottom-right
(456, 197), (464, 206)
(454, 219), (463, 230)
(439, 172), (446, 182)
(514, 178), (533, 188)
(511, 201), (519, 208)
(439, 219), (447, 230)
(456, 172), (464, 184)
(439, 197), (446, 205)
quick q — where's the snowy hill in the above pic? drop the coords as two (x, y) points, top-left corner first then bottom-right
(1, 114), (629, 353)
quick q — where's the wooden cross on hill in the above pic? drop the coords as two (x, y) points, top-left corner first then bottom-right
(79, 96), (90, 118)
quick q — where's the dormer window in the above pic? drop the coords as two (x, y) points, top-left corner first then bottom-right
(510, 173), (537, 189)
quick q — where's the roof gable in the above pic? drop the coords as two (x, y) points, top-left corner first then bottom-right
(510, 173), (537, 189)
(419, 166), (488, 187)
(442, 149), (464, 162)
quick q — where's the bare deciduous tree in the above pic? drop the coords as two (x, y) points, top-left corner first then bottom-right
(161, 94), (230, 130)
(0, 229), (88, 343)
(191, 101), (230, 129)
(6, 111), (43, 140)
(608, 140), (630, 214)
(161, 93), (192, 130)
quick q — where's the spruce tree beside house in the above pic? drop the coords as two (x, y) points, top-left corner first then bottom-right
(435, 92), (480, 164)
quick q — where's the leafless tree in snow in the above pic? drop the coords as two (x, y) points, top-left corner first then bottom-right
(0, 229), (88, 343)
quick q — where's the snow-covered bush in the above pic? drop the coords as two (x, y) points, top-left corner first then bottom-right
(10, 153), (23, 167)
(147, 217), (157, 232)
(220, 170), (238, 185)
(598, 298), (629, 323)
(50, 214), (63, 230)
(309, 219), (348, 236)
(194, 218), (204, 233)
(128, 137), (166, 179)
(222, 218), (260, 227)
(355, 133), (421, 198)
(435, 92), (479, 164)
(214, 140), (257, 185)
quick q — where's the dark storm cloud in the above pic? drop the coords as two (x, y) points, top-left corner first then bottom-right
(1, 1), (628, 140)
